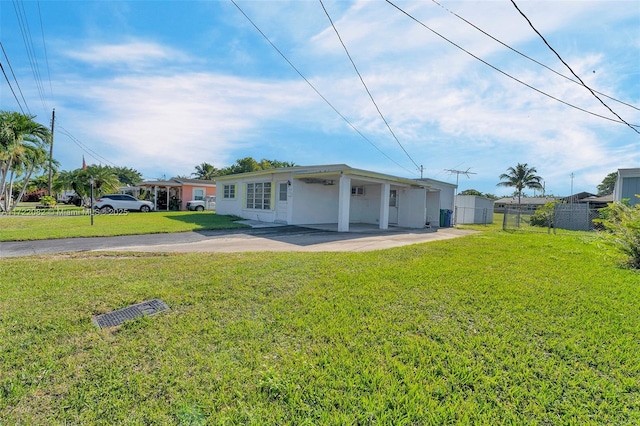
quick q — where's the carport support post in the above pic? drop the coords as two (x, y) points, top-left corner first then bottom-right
(338, 174), (351, 232)
(379, 183), (390, 230)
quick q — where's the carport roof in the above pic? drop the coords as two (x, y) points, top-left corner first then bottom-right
(214, 164), (430, 188)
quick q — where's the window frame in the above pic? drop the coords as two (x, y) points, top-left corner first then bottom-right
(246, 182), (272, 210)
(223, 184), (236, 199)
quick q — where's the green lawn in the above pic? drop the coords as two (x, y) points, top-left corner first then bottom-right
(0, 211), (248, 241)
(1, 228), (639, 424)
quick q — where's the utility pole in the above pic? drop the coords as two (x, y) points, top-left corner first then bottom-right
(570, 172), (574, 204)
(420, 165), (424, 179)
(48, 108), (55, 196)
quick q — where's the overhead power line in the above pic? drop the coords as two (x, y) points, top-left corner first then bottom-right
(36, 0), (53, 95)
(12, 0), (48, 111)
(431, 0), (639, 112)
(229, 0), (416, 176)
(58, 125), (119, 168)
(0, 41), (30, 114)
(0, 62), (25, 114)
(319, 0), (421, 172)
(384, 0), (640, 130)
(509, 0), (639, 135)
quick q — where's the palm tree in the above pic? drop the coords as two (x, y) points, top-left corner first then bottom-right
(192, 162), (219, 180)
(497, 163), (543, 209)
(0, 111), (51, 211)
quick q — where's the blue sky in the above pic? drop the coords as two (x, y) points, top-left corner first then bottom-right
(1, 0), (638, 196)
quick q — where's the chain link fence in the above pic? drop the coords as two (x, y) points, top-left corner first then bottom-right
(503, 204), (602, 233)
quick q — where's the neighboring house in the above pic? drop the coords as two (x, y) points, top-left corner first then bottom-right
(127, 178), (216, 211)
(575, 193), (613, 209)
(613, 168), (640, 206)
(493, 197), (557, 213)
(455, 195), (495, 225)
(561, 192), (597, 204)
(214, 164), (456, 232)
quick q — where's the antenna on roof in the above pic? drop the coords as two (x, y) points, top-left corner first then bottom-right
(444, 168), (477, 188)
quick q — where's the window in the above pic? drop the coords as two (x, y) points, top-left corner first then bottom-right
(279, 182), (288, 202)
(193, 188), (205, 201)
(246, 182), (271, 210)
(351, 186), (365, 196)
(223, 184), (236, 199)
(389, 189), (397, 207)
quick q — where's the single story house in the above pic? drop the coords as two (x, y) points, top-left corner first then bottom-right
(123, 178), (216, 211)
(614, 168), (640, 206)
(493, 196), (557, 213)
(455, 195), (495, 225)
(214, 164), (456, 232)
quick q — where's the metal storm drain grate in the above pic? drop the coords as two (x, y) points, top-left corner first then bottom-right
(92, 299), (169, 329)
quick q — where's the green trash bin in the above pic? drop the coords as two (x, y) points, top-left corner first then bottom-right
(439, 209), (447, 227)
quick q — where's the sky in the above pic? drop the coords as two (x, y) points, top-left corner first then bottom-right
(1, 0), (638, 197)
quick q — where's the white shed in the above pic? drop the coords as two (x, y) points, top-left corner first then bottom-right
(455, 195), (495, 225)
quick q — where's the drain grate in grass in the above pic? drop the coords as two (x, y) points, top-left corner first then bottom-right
(92, 299), (169, 329)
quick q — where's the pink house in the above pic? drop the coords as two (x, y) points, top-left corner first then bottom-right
(133, 178), (217, 211)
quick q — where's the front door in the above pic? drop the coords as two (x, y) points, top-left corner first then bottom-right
(389, 189), (398, 224)
(275, 181), (288, 223)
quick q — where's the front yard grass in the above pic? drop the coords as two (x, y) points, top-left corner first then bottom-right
(0, 211), (248, 241)
(1, 229), (639, 424)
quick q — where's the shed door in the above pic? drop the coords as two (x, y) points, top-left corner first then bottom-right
(275, 181), (288, 223)
(389, 189), (398, 224)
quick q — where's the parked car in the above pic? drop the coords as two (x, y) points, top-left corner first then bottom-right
(93, 194), (154, 213)
(186, 196), (216, 211)
(186, 200), (205, 211)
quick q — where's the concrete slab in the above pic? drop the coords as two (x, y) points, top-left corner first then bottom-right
(96, 227), (476, 254)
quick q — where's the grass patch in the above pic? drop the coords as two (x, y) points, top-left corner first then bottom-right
(1, 230), (639, 424)
(0, 212), (248, 241)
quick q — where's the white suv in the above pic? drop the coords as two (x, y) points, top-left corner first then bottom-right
(93, 194), (154, 213)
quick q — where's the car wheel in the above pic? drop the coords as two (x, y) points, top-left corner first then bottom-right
(140, 205), (151, 213)
(195, 205), (204, 211)
(100, 205), (114, 214)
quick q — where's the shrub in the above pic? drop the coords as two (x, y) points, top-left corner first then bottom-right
(595, 199), (640, 269)
(39, 195), (57, 207)
(530, 201), (555, 227)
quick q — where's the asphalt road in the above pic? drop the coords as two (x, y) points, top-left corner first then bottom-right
(0, 226), (476, 258)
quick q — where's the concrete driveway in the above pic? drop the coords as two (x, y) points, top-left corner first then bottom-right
(0, 222), (476, 258)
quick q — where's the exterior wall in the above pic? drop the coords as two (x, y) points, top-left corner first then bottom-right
(614, 169), (640, 206)
(423, 180), (455, 211)
(425, 191), (441, 227)
(398, 188), (427, 228)
(290, 179), (339, 224)
(349, 184), (382, 224)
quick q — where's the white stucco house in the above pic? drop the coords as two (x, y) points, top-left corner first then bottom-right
(214, 164), (456, 232)
(614, 168), (640, 206)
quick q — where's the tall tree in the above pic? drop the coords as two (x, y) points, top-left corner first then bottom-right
(218, 157), (296, 176)
(597, 172), (617, 196)
(192, 162), (219, 180)
(497, 163), (543, 208)
(110, 166), (143, 186)
(54, 165), (120, 204)
(0, 111), (51, 211)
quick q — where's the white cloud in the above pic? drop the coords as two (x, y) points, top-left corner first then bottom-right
(63, 41), (189, 68)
